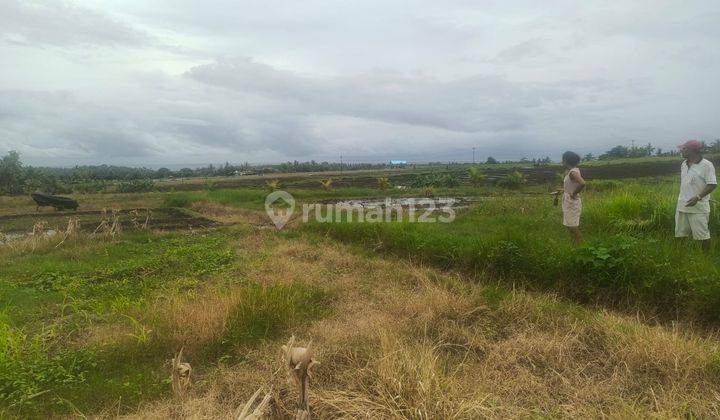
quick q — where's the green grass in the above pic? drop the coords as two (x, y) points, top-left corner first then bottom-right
(4, 170), (720, 416)
(305, 180), (720, 322)
(0, 229), (331, 417)
(223, 282), (331, 345)
(2, 233), (232, 326)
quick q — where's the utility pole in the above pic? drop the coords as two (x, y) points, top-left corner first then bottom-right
(472, 147), (476, 165)
(340, 154), (343, 174)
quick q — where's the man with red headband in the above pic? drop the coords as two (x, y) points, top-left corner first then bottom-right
(676, 140), (717, 251)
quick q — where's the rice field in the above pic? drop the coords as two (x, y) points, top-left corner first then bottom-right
(2, 170), (720, 417)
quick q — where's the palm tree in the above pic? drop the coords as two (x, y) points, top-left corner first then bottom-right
(468, 167), (485, 186)
(266, 179), (281, 191)
(320, 178), (333, 190)
(377, 177), (391, 190)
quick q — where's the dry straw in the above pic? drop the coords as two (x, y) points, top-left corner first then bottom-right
(232, 336), (318, 419)
(171, 347), (193, 398)
(93, 208), (122, 237)
(55, 216), (80, 247)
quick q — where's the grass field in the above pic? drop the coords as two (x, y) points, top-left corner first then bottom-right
(2, 167), (720, 417)
(308, 178), (720, 321)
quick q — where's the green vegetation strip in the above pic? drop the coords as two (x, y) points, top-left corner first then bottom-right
(307, 180), (720, 322)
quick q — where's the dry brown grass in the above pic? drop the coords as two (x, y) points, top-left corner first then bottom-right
(150, 288), (239, 354)
(0, 218), (93, 255)
(127, 230), (720, 419)
(189, 201), (267, 226)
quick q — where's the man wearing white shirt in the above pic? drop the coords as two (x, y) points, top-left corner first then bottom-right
(675, 140), (717, 252)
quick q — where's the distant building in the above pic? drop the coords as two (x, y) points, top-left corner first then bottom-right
(390, 160), (407, 165)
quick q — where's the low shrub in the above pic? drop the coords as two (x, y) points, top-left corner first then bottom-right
(117, 179), (155, 193)
(497, 171), (527, 189)
(375, 177), (390, 190)
(223, 282), (331, 345)
(163, 194), (193, 208)
(411, 172), (460, 188)
(468, 167), (485, 186)
(205, 179), (218, 191)
(73, 180), (107, 194)
(0, 318), (97, 415)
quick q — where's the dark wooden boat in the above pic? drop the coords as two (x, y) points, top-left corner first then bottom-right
(31, 192), (79, 211)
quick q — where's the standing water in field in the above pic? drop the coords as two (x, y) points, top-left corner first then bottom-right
(332, 196), (479, 210)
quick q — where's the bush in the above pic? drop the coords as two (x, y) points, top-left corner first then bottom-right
(410, 172), (460, 188)
(0, 318), (96, 413)
(266, 179), (281, 192)
(117, 179), (155, 193)
(205, 180), (218, 191)
(497, 171), (527, 189)
(23, 176), (72, 195)
(377, 177), (391, 190)
(73, 181), (107, 194)
(468, 167), (485, 186)
(164, 194), (193, 208)
(320, 178), (333, 190)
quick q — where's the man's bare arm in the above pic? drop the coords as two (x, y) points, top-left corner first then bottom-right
(685, 184), (717, 206)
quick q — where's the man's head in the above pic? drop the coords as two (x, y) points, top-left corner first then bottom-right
(678, 140), (703, 159)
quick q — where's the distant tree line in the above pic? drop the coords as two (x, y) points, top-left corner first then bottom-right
(589, 140), (720, 161)
(0, 151), (396, 195)
(3, 140), (719, 195)
(275, 160), (391, 173)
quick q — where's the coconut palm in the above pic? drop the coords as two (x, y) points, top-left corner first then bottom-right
(266, 179), (281, 192)
(468, 167), (485, 186)
(377, 177), (391, 190)
(320, 178), (333, 190)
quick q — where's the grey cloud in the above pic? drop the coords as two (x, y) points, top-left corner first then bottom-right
(186, 57), (651, 141)
(494, 39), (548, 63)
(186, 58), (599, 134)
(0, 0), (149, 47)
(1, 1), (719, 165)
(0, 79), (326, 165)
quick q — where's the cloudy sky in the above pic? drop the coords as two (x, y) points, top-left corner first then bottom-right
(1, 0), (718, 166)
